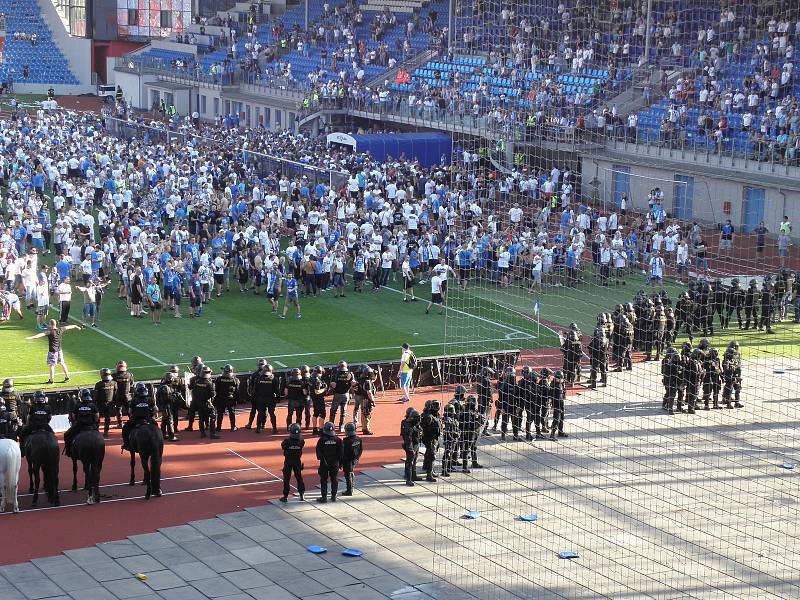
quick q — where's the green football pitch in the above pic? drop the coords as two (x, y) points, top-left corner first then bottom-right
(4, 266), (797, 390)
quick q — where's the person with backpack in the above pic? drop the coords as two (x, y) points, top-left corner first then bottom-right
(398, 343), (416, 403)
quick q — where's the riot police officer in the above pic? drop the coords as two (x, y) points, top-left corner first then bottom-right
(518, 366), (537, 440)
(759, 277), (775, 333)
(458, 396), (483, 473)
(0, 399), (15, 440)
(401, 408), (422, 485)
(440, 403), (460, 477)
(215, 365), (240, 432)
(661, 346), (683, 414)
(189, 366), (219, 439)
(493, 367), (515, 434)
(725, 279), (744, 329)
(316, 421), (343, 501)
(1, 378), (22, 430)
(722, 341), (743, 408)
(329, 361), (354, 432)
(184, 356), (205, 431)
(549, 371), (568, 440)
(20, 391), (53, 444)
(112, 360), (134, 430)
(250, 362), (280, 433)
(156, 372), (183, 442)
(245, 359), (268, 429)
(675, 292), (694, 340)
(279, 423), (305, 503)
(536, 368), (553, 438)
(64, 389), (99, 457)
(284, 368), (308, 430)
(355, 366), (377, 435)
(309, 366), (328, 436)
(711, 279), (727, 331)
(476, 367), (495, 436)
(588, 325), (609, 388)
(561, 329), (582, 385)
(684, 349), (706, 415)
(341, 422), (363, 496)
(420, 400), (441, 481)
(743, 279), (759, 330)
(702, 347), (722, 410)
(93, 368), (117, 437)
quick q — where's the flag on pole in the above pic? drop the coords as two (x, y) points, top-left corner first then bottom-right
(533, 297), (541, 318)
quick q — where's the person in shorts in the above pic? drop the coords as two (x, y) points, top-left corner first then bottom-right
(26, 319), (81, 384)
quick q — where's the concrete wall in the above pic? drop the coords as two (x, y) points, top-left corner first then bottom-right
(582, 156), (800, 240)
(109, 70), (157, 109)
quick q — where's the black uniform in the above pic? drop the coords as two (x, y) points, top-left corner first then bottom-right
(122, 394), (156, 449)
(743, 282), (759, 329)
(457, 403), (481, 471)
(112, 370), (135, 427)
(20, 402), (53, 442)
(0, 407), (15, 440)
(281, 436), (306, 498)
(440, 410), (460, 476)
(341, 433), (363, 494)
(561, 332), (582, 385)
(759, 282), (774, 333)
(93, 378), (117, 436)
(285, 376), (308, 428)
(549, 376), (567, 438)
(711, 282), (727, 329)
(661, 351), (683, 413)
(476, 373), (494, 435)
(684, 352), (705, 413)
(64, 399), (99, 457)
(588, 328), (609, 387)
(156, 383), (183, 440)
(695, 284), (712, 335)
(501, 377), (523, 439)
(722, 348), (743, 408)
(309, 373), (327, 423)
(702, 351), (722, 409)
(675, 294), (694, 339)
(401, 414), (422, 482)
(518, 372), (538, 440)
(316, 433), (343, 500)
(214, 373), (239, 431)
(664, 308), (676, 344)
(725, 283), (744, 329)
(250, 371), (280, 432)
(189, 377), (217, 438)
(420, 408), (441, 478)
(0, 389), (21, 429)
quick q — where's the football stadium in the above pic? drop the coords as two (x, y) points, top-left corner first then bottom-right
(0, 0), (799, 597)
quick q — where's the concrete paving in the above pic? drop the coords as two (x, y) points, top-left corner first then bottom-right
(2, 357), (798, 599)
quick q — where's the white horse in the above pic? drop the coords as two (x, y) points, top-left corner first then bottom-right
(0, 438), (21, 513)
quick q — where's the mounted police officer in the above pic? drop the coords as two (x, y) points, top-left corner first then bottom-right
(19, 391), (53, 447)
(122, 383), (156, 451)
(64, 389), (99, 457)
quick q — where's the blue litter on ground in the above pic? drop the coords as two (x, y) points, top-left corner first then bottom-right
(774, 367), (785, 374)
(558, 551), (580, 559)
(519, 514), (538, 522)
(463, 511), (481, 519)
(306, 545), (327, 554)
(781, 463), (796, 470)
(341, 548), (363, 557)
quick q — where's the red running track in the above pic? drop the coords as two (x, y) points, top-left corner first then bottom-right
(0, 391), (428, 562)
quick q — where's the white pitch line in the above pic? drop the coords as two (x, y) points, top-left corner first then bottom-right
(2, 478), (282, 514)
(47, 303), (167, 365)
(18, 467), (261, 498)
(9, 336), (534, 380)
(227, 448), (293, 490)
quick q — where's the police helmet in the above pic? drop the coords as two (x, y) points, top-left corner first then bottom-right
(691, 349), (705, 361)
(100, 368), (112, 381)
(164, 371), (176, 383)
(454, 384), (467, 399)
(2, 378), (13, 392)
(654, 297), (662, 307)
(322, 421), (336, 436)
(465, 395), (478, 411)
(625, 302), (634, 311)
(262, 362), (273, 372)
(764, 275), (772, 283)
(749, 279), (757, 286)
(338, 360), (348, 371)
(504, 365), (515, 377)
(424, 400), (432, 411)
(169, 364), (180, 374)
(289, 423), (302, 438)
(257, 358), (268, 368)
(681, 292), (689, 300)
(731, 278), (740, 287)
(540, 367), (552, 378)
(33, 390), (47, 404)
(408, 408), (420, 422)
(521, 366), (532, 377)
(614, 303), (623, 312)
(191, 355), (202, 366)
(344, 422), (357, 437)
(405, 406), (415, 418)
(201, 366), (212, 378)
(714, 278), (722, 285)
(291, 367), (301, 378)
(443, 404), (455, 416)
(134, 382), (149, 397)
(430, 400), (440, 413)
(223, 364), (234, 373)
(554, 370), (565, 380)
(665, 345), (676, 356)
(116, 360), (128, 372)
(682, 341), (693, 351)
(312, 365), (324, 375)
(709, 348), (719, 359)
(698, 338), (710, 349)
(569, 322), (579, 330)
(728, 340), (740, 350)
(481, 366), (495, 377)
(80, 388), (92, 401)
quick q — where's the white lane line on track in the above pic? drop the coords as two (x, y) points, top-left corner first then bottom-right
(2, 478), (282, 514)
(227, 448), (294, 491)
(17, 467), (262, 498)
